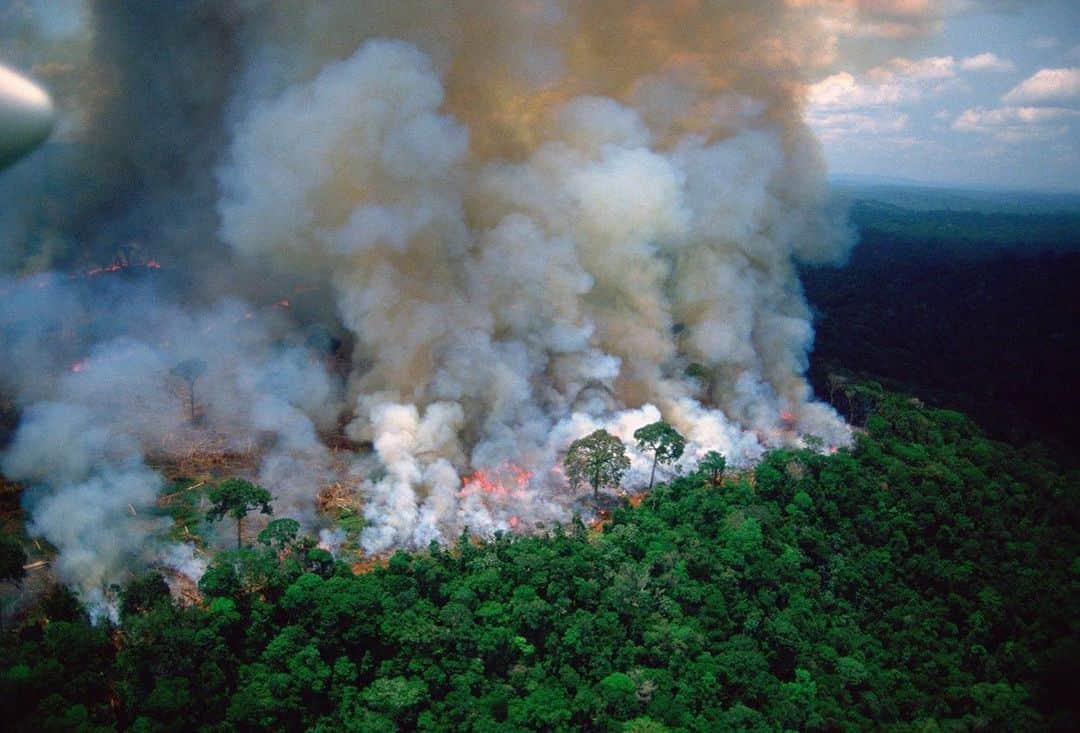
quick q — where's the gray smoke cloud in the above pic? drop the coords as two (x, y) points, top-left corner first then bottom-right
(0, 280), (343, 611)
(1, 1), (861, 603)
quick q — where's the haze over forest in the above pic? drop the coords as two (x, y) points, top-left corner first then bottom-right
(0, 2), (1076, 732)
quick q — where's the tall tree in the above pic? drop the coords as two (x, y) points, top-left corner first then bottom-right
(207, 478), (273, 549)
(564, 429), (631, 500)
(699, 451), (727, 485)
(170, 358), (207, 423)
(633, 421), (686, 491)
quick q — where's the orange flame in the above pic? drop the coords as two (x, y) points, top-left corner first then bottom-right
(67, 256), (164, 281)
(457, 462), (533, 500)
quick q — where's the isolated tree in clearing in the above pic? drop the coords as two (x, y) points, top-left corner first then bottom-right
(207, 478), (273, 549)
(633, 421), (686, 491)
(170, 358), (207, 423)
(564, 429), (631, 501)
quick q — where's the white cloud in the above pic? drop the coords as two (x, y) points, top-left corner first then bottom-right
(955, 106), (1078, 128)
(808, 111), (909, 142)
(1002, 68), (1080, 106)
(960, 53), (1016, 73)
(806, 55), (962, 148)
(952, 105), (1079, 142)
(808, 56), (956, 111)
(883, 56), (957, 80)
(808, 72), (903, 108)
(954, 67), (1080, 145)
(795, 0), (953, 40)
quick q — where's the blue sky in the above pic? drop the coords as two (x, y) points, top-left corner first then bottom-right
(806, 1), (1079, 191)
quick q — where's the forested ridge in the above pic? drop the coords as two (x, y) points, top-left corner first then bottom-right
(2, 390), (1076, 732)
(803, 198), (1080, 462)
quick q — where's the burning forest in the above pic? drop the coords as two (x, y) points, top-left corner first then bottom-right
(0, 1), (858, 616)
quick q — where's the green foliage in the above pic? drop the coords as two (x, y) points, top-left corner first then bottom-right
(1, 388), (1076, 732)
(0, 534), (27, 585)
(207, 479), (273, 523)
(258, 518), (301, 552)
(565, 429), (631, 499)
(633, 421), (686, 490)
(159, 479), (210, 545)
(698, 450), (726, 484)
(305, 548), (336, 578)
(207, 478), (273, 549)
(119, 572), (170, 620)
(803, 217), (1080, 459)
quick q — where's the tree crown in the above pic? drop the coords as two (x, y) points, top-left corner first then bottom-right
(564, 429), (631, 491)
(170, 357), (207, 384)
(258, 518), (301, 551)
(633, 421), (686, 464)
(207, 478), (273, 522)
(700, 450), (726, 473)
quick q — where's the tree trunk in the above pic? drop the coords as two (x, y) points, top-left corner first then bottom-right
(648, 454), (658, 492)
(236, 517), (243, 549)
(187, 380), (197, 422)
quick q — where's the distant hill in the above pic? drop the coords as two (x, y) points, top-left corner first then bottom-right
(824, 181), (1080, 264)
(829, 179), (1080, 216)
(803, 193), (1080, 461)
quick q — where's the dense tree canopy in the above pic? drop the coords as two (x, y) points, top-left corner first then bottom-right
(2, 387), (1076, 731)
(0, 534), (26, 586)
(802, 206), (1080, 461)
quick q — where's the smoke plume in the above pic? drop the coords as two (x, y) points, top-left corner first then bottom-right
(1, 1), (859, 604)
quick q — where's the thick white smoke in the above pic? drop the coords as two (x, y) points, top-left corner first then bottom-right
(216, 9), (856, 552)
(0, 289), (344, 610)
(1, 1), (863, 600)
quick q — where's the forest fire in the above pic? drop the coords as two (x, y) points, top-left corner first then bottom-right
(11, 256), (163, 294)
(3, 3), (1072, 731)
(457, 463), (533, 500)
(0, 0), (857, 624)
(71, 256), (162, 280)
